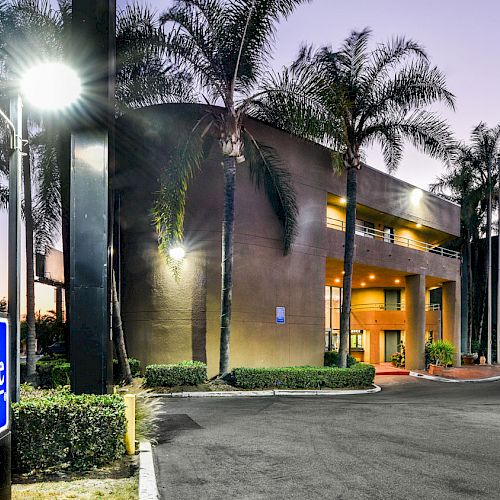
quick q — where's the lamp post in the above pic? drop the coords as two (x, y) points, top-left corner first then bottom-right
(0, 63), (80, 499)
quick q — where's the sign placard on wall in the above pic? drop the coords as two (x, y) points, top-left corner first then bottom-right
(276, 307), (285, 324)
(0, 318), (9, 435)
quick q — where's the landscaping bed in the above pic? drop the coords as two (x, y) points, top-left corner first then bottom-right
(143, 361), (376, 391)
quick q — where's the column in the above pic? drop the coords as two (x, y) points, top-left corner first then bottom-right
(405, 274), (426, 370)
(442, 281), (461, 366)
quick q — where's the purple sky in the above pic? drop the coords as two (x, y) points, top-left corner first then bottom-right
(1, 0), (500, 306)
(137, 0), (500, 188)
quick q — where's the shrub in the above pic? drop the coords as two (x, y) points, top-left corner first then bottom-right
(51, 363), (71, 387)
(428, 340), (455, 367)
(391, 342), (406, 367)
(36, 357), (68, 388)
(113, 358), (141, 384)
(233, 364), (375, 390)
(324, 350), (357, 368)
(144, 361), (207, 387)
(12, 391), (125, 473)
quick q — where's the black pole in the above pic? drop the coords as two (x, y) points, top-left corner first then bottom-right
(69, 0), (116, 394)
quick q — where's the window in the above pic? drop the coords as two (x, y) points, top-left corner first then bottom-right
(350, 330), (363, 349)
(356, 219), (375, 238)
(325, 286), (342, 351)
(383, 226), (394, 243)
(385, 289), (401, 311)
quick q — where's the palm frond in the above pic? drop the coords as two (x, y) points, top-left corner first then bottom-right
(244, 65), (339, 146)
(152, 113), (215, 257)
(243, 128), (298, 254)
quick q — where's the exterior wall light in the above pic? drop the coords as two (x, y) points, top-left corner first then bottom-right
(416, 223), (422, 228)
(410, 188), (423, 205)
(169, 246), (186, 260)
(21, 63), (81, 110)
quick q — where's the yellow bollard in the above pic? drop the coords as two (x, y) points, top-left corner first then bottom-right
(124, 394), (136, 455)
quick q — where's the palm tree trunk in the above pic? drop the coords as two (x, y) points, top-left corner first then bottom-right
(23, 118), (36, 381)
(339, 165), (358, 368)
(111, 270), (132, 385)
(219, 155), (236, 377)
(460, 229), (469, 354)
(466, 235), (473, 353)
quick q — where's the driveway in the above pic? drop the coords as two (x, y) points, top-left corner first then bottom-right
(153, 377), (500, 499)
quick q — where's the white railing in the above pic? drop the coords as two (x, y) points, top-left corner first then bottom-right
(326, 217), (460, 259)
(349, 303), (441, 312)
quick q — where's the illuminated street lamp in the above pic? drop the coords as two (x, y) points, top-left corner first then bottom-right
(0, 62), (81, 404)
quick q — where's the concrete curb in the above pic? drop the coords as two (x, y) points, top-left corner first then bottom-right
(409, 371), (500, 383)
(139, 441), (159, 500)
(149, 385), (381, 398)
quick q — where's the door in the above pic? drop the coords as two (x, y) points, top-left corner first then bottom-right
(385, 289), (401, 310)
(384, 330), (401, 362)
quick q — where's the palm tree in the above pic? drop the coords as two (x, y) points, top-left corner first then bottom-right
(158, 0), (308, 376)
(435, 124), (500, 359)
(253, 29), (455, 367)
(430, 138), (491, 354)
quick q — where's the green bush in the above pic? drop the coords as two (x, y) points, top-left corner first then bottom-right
(144, 361), (207, 387)
(324, 350), (357, 368)
(51, 363), (71, 387)
(428, 340), (455, 367)
(113, 358), (141, 383)
(233, 364), (375, 390)
(12, 391), (125, 473)
(36, 357), (68, 388)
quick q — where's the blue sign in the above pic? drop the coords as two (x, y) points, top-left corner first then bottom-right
(0, 319), (8, 435)
(276, 307), (285, 324)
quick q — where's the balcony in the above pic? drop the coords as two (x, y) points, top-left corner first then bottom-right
(350, 303), (441, 311)
(326, 217), (459, 259)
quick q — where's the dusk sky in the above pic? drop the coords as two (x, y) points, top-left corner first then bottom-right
(1, 0), (499, 310)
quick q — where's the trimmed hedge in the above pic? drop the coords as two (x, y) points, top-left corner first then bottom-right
(12, 392), (125, 472)
(145, 361), (207, 387)
(324, 350), (357, 368)
(233, 363), (375, 389)
(36, 356), (68, 388)
(51, 363), (71, 387)
(113, 357), (141, 383)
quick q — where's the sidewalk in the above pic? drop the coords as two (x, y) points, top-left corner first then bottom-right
(374, 362), (409, 376)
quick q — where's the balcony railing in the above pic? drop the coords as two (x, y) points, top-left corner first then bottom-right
(350, 303), (441, 312)
(326, 217), (460, 259)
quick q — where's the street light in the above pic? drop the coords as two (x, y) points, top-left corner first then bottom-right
(0, 62), (81, 404)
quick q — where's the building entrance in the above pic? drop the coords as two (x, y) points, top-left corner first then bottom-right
(384, 330), (401, 362)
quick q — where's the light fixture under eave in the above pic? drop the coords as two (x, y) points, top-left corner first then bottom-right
(169, 245), (186, 261)
(334, 278), (340, 284)
(394, 279), (401, 284)
(21, 62), (81, 110)
(416, 223), (422, 229)
(360, 282), (366, 287)
(369, 274), (375, 280)
(410, 188), (423, 205)
(339, 197), (347, 205)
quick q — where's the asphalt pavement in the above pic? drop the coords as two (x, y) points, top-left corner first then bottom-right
(152, 376), (500, 500)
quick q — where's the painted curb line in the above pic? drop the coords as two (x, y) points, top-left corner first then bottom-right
(139, 441), (159, 500)
(409, 371), (500, 383)
(149, 385), (381, 398)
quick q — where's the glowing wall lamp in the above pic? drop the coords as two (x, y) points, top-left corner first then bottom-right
(410, 188), (423, 205)
(169, 245), (186, 261)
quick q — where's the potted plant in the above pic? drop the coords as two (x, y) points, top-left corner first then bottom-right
(462, 353), (475, 365)
(428, 340), (455, 375)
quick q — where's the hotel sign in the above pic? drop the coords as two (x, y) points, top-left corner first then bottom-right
(276, 307), (285, 324)
(0, 318), (8, 435)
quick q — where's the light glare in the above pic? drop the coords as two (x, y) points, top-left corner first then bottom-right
(21, 63), (81, 110)
(169, 246), (186, 260)
(410, 188), (423, 205)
